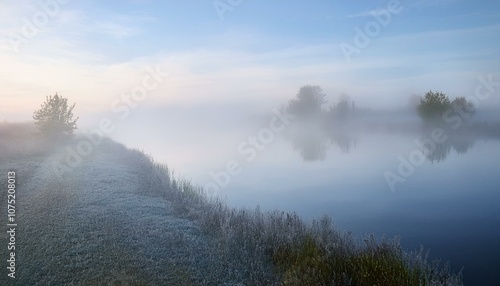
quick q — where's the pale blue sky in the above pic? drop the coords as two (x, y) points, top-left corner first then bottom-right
(1, 0), (500, 120)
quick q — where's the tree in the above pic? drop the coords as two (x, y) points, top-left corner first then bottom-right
(417, 90), (451, 123)
(451, 96), (476, 118)
(33, 93), (78, 139)
(328, 94), (356, 121)
(287, 85), (327, 118)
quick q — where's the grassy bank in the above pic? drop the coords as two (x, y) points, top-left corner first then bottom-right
(138, 151), (464, 285)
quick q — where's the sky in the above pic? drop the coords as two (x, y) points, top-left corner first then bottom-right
(1, 0), (500, 122)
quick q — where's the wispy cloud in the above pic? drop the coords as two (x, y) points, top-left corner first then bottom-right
(113, 12), (158, 23)
(91, 12), (157, 39)
(408, 0), (458, 9)
(343, 9), (394, 19)
(96, 22), (141, 39)
(343, 0), (457, 19)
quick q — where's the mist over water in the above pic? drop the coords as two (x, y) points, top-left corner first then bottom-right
(81, 91), (500, 286)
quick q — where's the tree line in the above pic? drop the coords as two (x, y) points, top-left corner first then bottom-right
(285, 85), (476, 125)
(31, 89), (477, 140)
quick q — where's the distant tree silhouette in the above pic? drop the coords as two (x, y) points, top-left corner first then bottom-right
(451, 96), (476, 119)
(287, 85), (327, 118)
(33, 93), (78, 139)
(417, 90), (451, 123)
(328, 94), (356, 121)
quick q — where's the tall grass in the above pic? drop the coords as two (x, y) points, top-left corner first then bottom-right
(134, 150), (464, 286)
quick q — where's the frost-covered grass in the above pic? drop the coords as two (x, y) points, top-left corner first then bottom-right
(143, 155), (464, 285)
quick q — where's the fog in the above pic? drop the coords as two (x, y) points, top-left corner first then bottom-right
(71, 87), (500, 188)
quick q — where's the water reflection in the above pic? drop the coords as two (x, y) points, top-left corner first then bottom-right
(285, 124), (328, 161)
(282, 120), (500, 163)
(325, 126), (357, 154)
(282, 118), (357, 161)
(419, 129), (477, 162)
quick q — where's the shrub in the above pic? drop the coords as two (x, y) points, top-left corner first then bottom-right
(287, 85), (327, 119)
(417, 91), (451, 123)
(33, 93), (78, 139)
